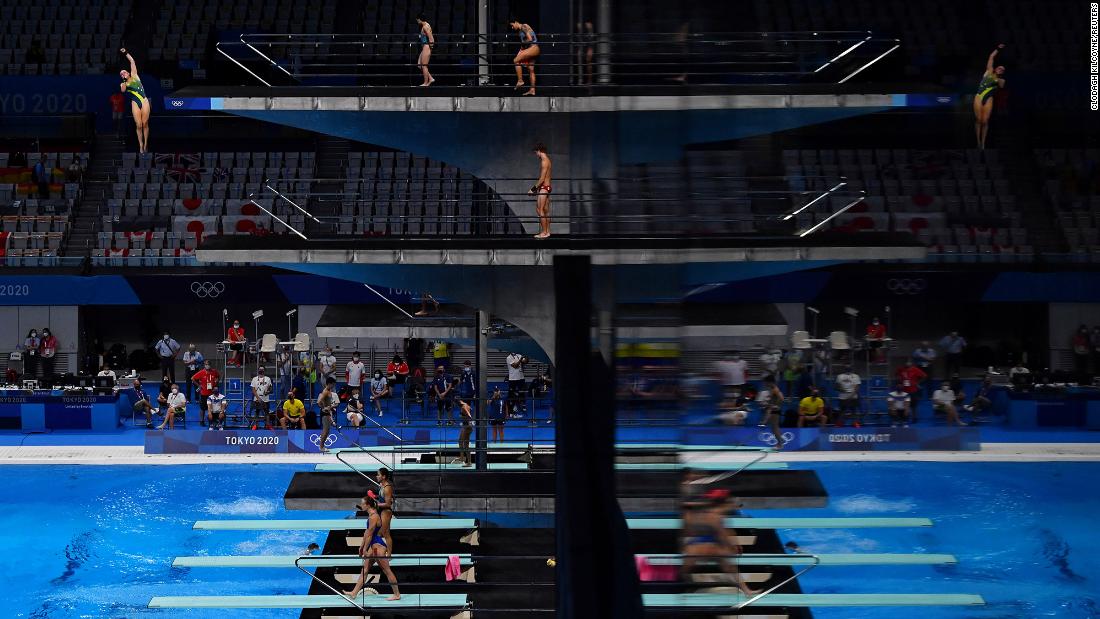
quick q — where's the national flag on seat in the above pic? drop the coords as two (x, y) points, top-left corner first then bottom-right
(156, 152), (201, 184)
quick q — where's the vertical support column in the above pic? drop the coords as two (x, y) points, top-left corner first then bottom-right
(478, 0), (490, 85)
(554, 256), (641, 619)
(596, 0), (611, 83)
(475, 308), (489, 469)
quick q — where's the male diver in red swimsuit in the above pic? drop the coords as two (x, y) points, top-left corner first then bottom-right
(529, 142), (553, 239)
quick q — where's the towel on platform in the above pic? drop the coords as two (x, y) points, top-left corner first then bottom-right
(444, 555), (462, 581)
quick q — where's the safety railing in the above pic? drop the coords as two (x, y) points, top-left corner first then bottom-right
(293, 555), (373, 615)
(735, 553), (821, 610)
(215, 31), (900, 88)
(332, 432), (389, 489)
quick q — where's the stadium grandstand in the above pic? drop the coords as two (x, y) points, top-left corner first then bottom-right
(0, 1), (1097, 618)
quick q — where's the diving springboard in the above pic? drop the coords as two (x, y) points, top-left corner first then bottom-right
(193, 518), (476, 531)
(627, 517), (932, 529)
(326, 442), (768, 454)
(149, 594), (468, 609)
(173, 554), (469, 568)
(312, 461), (789, 472)
(642, 553), (958, 566)
(642, 593), (985, 608)
(313, 462), (530, 471)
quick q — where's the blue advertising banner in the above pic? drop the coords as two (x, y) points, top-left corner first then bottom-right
(0, 275), (139, 305)
(0, 75), (164, 132)
(685, 426), (980, 451)
(145, 427), (437, 454)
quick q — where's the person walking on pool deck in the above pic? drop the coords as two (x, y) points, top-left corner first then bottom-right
(344, 495), (400, 601)
(317, 377), (340, 453)
(376, 468), (396, 551)
(755, 375), (785, 449)
(529, 143), (553, 239)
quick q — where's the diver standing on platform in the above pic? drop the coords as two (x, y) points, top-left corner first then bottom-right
(415, 15), (435, 87)
(529, 143), (553, 239)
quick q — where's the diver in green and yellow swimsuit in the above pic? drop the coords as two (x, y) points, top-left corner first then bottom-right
(973, 44), (1006, 151)
(119, 48), (151, 154)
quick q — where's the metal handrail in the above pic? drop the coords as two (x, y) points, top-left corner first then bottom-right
(334, 433), (387, 489)
(734, 552), (821, 610)
(686, 448), (775, 486)
(293, 555), (372, 615)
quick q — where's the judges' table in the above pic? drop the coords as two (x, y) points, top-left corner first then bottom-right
(0, 389), (121, 431)
(1006, 386), (1100, 428)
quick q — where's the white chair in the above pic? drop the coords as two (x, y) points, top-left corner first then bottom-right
(828, 331), (851, 351)
(259, 334), (278, 355)
(790, 330), (812, 350)
(293, 332), (311, 353)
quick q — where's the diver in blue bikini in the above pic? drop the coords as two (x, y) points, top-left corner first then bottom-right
(345, 496), (401, 601)
(681, 488), (759, 595)
(118, 48), (150, 154)
(415, 14), (435, 86)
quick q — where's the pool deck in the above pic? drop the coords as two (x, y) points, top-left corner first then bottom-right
(1, 440), (1099, 464)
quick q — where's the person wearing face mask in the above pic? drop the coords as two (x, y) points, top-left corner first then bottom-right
(346, 386), (365, 427)
(153, 331), (181, 384)
(715, 352), (747, 401)
(158, 383), (187, 430)
(865, 317), (887, 364)
(39, 328), (59, 378)
(191, 361), (220, 426)
(280, 388), (306, 430)
(206, 385), (227, 430)
(370, 370), (390, 417)
(226, 319), (246, 367)
(345, 352), (366, 392)
(797, 387), (828, 428)
(22, 329), (41, 378)
(250, 367), (274, 430)
(181, 343), (204, 401)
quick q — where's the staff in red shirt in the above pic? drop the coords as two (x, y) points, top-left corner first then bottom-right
(895, 359), (927, 422)
(386, 354), (410, 384)
(191, 362), (221, 426)
(865, 317), (887, 363)
(226, 319), (245, 366)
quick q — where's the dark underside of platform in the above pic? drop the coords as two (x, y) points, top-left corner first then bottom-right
(201, 231), (921, 252)
(302, 526), (810, 618)
(173, 82), (943, 100)
(284, 470), (827, 511)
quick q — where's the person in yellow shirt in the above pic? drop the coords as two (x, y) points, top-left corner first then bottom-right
(279, 389), (306, 430)
(797, 387), (828, 428)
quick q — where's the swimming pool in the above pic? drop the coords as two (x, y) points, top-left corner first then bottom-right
(1, 462), (1097, 618)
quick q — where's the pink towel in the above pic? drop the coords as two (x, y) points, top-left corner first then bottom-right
(635, 555), (677, 582)
(444, 555), (462, 581)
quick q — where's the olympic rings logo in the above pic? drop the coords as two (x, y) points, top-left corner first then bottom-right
(170, 100), (185, 107)
(886, 278), (926, 295)
(309, 433), (339, 447)
(759, 431), (794, 446)
(190, 281), (226, 298)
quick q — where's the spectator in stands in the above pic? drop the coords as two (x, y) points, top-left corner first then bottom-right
(938, 331), (967, 378)
(528, 370), (552, 400)
(182, 343), (204, 400)
(432, 340), (451, 370)
(506, 352), (528, 415)
(966, 376), (995, 415)
(896, 359), (927, 422)
(510, 20), (541, 96)
(345, 352), (366, 393)
(974, 44), (1006, 150)
(156, 375), (172, 415)
(415, 15), (436, 87)
(318, 345), (337, 385)
(834, 366), (861, 426)
(250, 367), (274, 430)
(912, 341), (937, 397)
(65, 156), (83, 183)
(797, 387), (827, 428)
(206, 385), (226, 430)
(488, 385), (507, 442)
(458, 359), (477, 399)
(529, 143), (553, 238)
(715, 352), (748, 400)
(887, 382), (910, 427)
(432, 367), (454, 425)
(109, 92), (126, 135)
(33, 156), (49, 199)
(154, 331), (180, 383)
(158, 383), (186, 430)
(865, 317), (887, 363)
(39, 328), (58, 377)
(27, 40), (45, 64)
(345, 386), (365, 427)
(949, 373), (967, 409)
(932, 382), (966, 426)
(1009, 361), (1031, 388)
(131, 378), (159, 428)
(119, 48), (151, 155)
(97, 364), (117, 382)
(1072, 325), (1092, 382)
(191, 360), (219, 426)
(759, 348), (781, 379)
(280, 389), (306, 430)
(370, 370), (390, 417)
(21, 329), (40, 378)
(386, 354), (409, 385)
(226, 319), (245, 366)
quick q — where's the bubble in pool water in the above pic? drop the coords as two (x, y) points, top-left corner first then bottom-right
(832, 494), (916, 514)
(200, 497), (278, 517)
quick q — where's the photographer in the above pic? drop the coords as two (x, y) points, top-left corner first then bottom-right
(506, 352), (528, 417)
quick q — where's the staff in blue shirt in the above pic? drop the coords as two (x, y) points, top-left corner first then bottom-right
(459, 360), (477, 398)
(182, 343), (204, 400)
(154, 332), (181, 384)
(488, 386), (507, 442)
(431, 367), (453, 425)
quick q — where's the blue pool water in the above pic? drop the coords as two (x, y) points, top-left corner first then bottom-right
(1, 462), (1097, 618)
